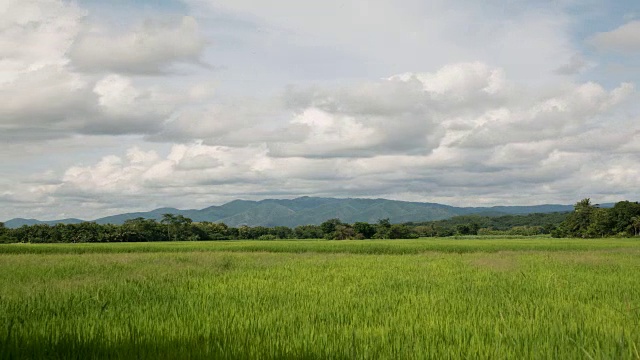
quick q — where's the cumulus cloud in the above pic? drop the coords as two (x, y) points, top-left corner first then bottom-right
(589, 20), (640, 53)
(0, 1), (203, 142)
(0, 0), (84, 72)
(0, 66), (90, 130)
(0, 70), (179, 141)
(69, 16), (207, 74)
(262, 63), (633, 159)
(267, 63), (505, 158)
(390, 62), (507, 99)
(0, 4), (202, 146)
(2, 1), (640, 221)
(2, 54), (638, 221)
(22, 121), (637, 221)
(59, 144), (269, 196)
(450, 82), (635, 149)
(86, 74), (178, 135)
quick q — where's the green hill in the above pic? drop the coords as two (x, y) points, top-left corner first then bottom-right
(3, 197), (581, 228)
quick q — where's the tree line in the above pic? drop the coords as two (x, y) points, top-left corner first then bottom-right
(0, 215), (417, 243)
(551, 199), (640, 238)
(407, 212), (569, 237)
(1, 200), (638, 243)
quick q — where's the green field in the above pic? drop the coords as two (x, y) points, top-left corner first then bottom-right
(2, 238), (640, 359)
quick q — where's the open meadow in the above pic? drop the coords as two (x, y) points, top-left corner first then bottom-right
(1, 238), (640, 359)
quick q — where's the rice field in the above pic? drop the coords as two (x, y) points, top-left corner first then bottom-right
(1, 238), (640, 359)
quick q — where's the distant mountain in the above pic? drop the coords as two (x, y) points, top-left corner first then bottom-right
(457, 204), (577, 216)
(2, 196), (583, 229)
(4, 218), (85, 228)
(93, 208), (181, 225)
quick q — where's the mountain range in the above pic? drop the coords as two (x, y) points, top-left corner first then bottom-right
(2, 197), (582, 229)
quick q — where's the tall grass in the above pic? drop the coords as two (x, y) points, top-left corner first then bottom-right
(1, 239), (639, 359)
(1, 237), (639, 255)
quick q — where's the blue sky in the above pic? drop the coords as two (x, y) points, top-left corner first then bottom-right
(1, 0), (639, 220)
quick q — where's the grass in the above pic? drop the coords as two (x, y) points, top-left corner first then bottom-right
(2, 237), (639, 255)
(1, 238), (640, 359)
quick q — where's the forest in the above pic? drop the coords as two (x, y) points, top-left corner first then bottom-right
(1, 199), (638, 243)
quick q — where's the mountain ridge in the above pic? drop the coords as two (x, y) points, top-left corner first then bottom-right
(2, 196), (588, 229)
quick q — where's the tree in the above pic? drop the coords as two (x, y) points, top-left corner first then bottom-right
(333, 224), (357, 240)
(237, 225), (252, 239)
(610, 201), (640, 235)
(414, 225), (437, 237)
(373, 218), (392, 239)
(122, 218), (164, 242)
(270, 226), (294, 239)
(161, 214), (193, 241)
(294, 225), (323, 239)
(320, 219), (342, 238)
(564, 198), (596, 238)
(388, 224), (415, 239)
(0, 222), (15, 243)
(631, 216), (640, 237)
(161, 214), (177, 240)
(195, 222), (230, 240)
(553, 200), (640, 238)
(586, 208), (613, 238)
(353, 222), (376, 239)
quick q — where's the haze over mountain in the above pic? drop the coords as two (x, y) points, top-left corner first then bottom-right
(3, 197), (579, 229)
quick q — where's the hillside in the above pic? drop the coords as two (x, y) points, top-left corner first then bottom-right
(2, 197), (578, 229)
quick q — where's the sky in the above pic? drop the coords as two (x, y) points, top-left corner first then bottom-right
(1, 0), (640, 221)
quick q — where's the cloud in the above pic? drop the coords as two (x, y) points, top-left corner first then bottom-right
(0, 0), (84, 71)
(0, 69), (179, 141)
(0, 1), (205, 142)
(59, 144), (269, 195)
(264, 63), (633, 159)
(69, 16), (207, 74)
(148, 98), (295, 146)
(451, 82), (634, 149)
(86, 74), (178, 135)
(589, 20), (640, 53)
(2, 54), (638, 221)
(267, 63), (504, 158)
(2, 1), (640, 221)
(554, 54), (592, 75)
(188, 0), (575, 82)
(0, 66), (91, 132)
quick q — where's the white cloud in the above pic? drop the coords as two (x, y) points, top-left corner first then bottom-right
(450, 82), (635, 148)
(87, 74), (178, 135)
(391, 62), (507, 97)
(266, 63), (634, 159)
(0, 0), (84, 74)
(2, 0), (640, 221)
(0, 1), (203, 142)
(0, 65), (90, 130)
(69, 16), (207, 74)
(150, 98), (292, 145)
(268, 108), (381, 158)
(188, 0), (575, 82)
(60, 143), (269, 196)
(0, 69), (178, 140)
(589, 20), (640, 53)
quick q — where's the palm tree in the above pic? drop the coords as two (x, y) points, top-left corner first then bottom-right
(631, 216), (640, 237)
